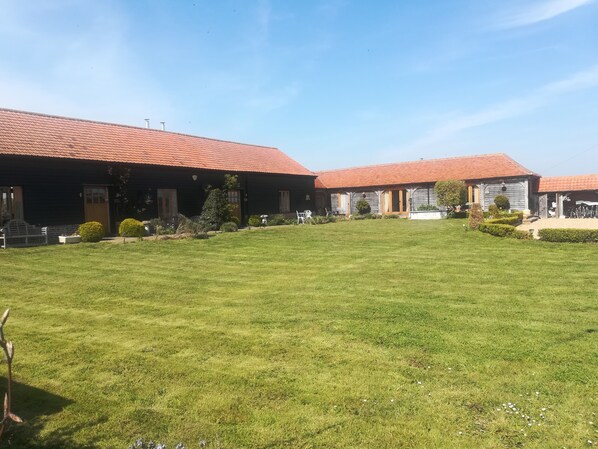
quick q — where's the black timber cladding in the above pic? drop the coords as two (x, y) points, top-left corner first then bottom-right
(0, 155), (315, 228)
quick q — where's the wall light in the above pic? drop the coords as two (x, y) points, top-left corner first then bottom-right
(191, 174), (198, 181)
(305, 194), (310, 201)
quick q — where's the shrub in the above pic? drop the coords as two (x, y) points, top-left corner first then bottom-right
(268, 214), (292, 226)
(538, 228), (598, 243)
(229, 216), (240, 226)
(382, 214), (400, 219)
(447, 211), (467, 219)
(468, 204), (484, 230)
(199, 188), (231, 231)
(176, 214), (204, 235)
(494, 195), (510, 211)
(435, 180), (467, 212)
(488, 204), (500, 218)
(77, 221), (105, 242)
(417, 204), (440, 211)
(309, 215), (335, 225)
(118, 218), (145, 237)
(149, 218), (175, 235)
(220, 222), (238, 233)
(355, 199), (371, 215)
(479, 223), (531, 239)
(485, 216), (521, 226)
(247, 215), (261, 227)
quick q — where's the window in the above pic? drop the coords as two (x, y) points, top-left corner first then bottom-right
(157, 189), (178, 219)
(0, 186), (23, 224)
(279, 190), (290, 213)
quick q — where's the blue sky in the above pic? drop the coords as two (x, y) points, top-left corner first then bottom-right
(0, 0), (597, 175)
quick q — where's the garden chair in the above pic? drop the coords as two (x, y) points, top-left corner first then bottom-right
(296, 211), (306, 224)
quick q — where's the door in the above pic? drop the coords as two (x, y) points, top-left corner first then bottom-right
(157, 189), (178, 219)
(339, 193), (349, 215)
(538, 194), (548, 218)
(84, 186), (110, 232)
(228, 189), (242, 221)
(279, 190), (290, 213)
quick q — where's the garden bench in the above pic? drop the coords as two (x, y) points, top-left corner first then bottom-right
(0, 219), (48, 249)
(296, 210), (312, 224)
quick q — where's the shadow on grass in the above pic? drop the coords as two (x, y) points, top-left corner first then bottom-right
(0, 378), (98, 449)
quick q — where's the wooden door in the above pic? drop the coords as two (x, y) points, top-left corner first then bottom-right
(228, 189), (242, 220)
(157, 189), (178, 219)
(84, 186), (110, 232)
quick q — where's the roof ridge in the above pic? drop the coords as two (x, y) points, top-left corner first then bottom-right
(541, 173), (598, 179)
(316, 153), (513, 174)
(0, 107), (279, 151)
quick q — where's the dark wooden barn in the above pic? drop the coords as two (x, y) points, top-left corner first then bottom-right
(0, 109), (315, 238)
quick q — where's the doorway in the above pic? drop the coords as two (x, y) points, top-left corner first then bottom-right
(84, 186), (110, 232)
(157, 189), (178, 220)
(228, 189), (242, 221)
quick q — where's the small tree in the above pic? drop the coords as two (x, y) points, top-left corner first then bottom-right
(199, 188), (231, 231)
(356, 199), (371, 215)
(435, 180), (467, 213)
(468, 203), (484, 230)
(494, 195), (510, 211)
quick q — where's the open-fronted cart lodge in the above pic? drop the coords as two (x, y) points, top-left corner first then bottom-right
(1, 108), (597, 240)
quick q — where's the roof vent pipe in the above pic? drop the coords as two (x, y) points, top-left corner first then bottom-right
(160, 121), (165, 131)
(144, 118), (150, 129)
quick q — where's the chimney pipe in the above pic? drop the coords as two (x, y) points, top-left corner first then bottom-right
(144, 118), (150, 129)
(160, 121), (166, 131)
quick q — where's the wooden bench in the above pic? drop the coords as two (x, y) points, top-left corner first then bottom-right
(0, 219), (48, 249)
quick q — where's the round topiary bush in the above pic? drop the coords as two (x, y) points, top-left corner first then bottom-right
(220, 222), (238, 233)
(78, 221), (105, 242)
(494, 195), (510, 211)
(119, 218), (145, 237)
(356, 199), (371, 215)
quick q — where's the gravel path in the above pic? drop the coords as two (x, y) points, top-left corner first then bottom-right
(518, 218), (598, 238)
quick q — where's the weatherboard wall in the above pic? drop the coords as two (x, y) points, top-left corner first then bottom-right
(0, 156), (315, 229)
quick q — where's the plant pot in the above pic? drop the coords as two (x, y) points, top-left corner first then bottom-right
(59, 235), (81, 244)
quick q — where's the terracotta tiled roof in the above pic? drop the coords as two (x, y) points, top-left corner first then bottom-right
(538, 174), (598, 193)
(0, 108), (313, 176)
(315, 153), (536, 189)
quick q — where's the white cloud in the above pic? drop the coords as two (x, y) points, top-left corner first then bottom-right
(402, 64), (598, 152)
(499, 0), (593, 28)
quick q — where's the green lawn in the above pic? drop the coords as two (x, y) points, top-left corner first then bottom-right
(0, 219), (596, 448)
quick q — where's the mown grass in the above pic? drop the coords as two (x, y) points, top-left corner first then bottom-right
(0, 219), (596, 448)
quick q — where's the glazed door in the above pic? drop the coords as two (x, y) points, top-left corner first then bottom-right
(84, 186), (110, 232)
(228, 189), (242, 221)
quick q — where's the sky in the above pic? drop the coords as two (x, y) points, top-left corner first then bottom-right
(0, 0), (597, 175)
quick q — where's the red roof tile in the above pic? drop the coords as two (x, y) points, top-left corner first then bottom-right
(316, 153), (536, 189)
(538, 174), (598, 193)
(0, 108), (313, 176)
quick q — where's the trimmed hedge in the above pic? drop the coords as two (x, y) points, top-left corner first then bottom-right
(485, 216), (520, 226)
(479, 223), (531, 240)
(538, 228), (598, 243)
(119, 218), (145, 237)
(78, 221), (105, 242)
